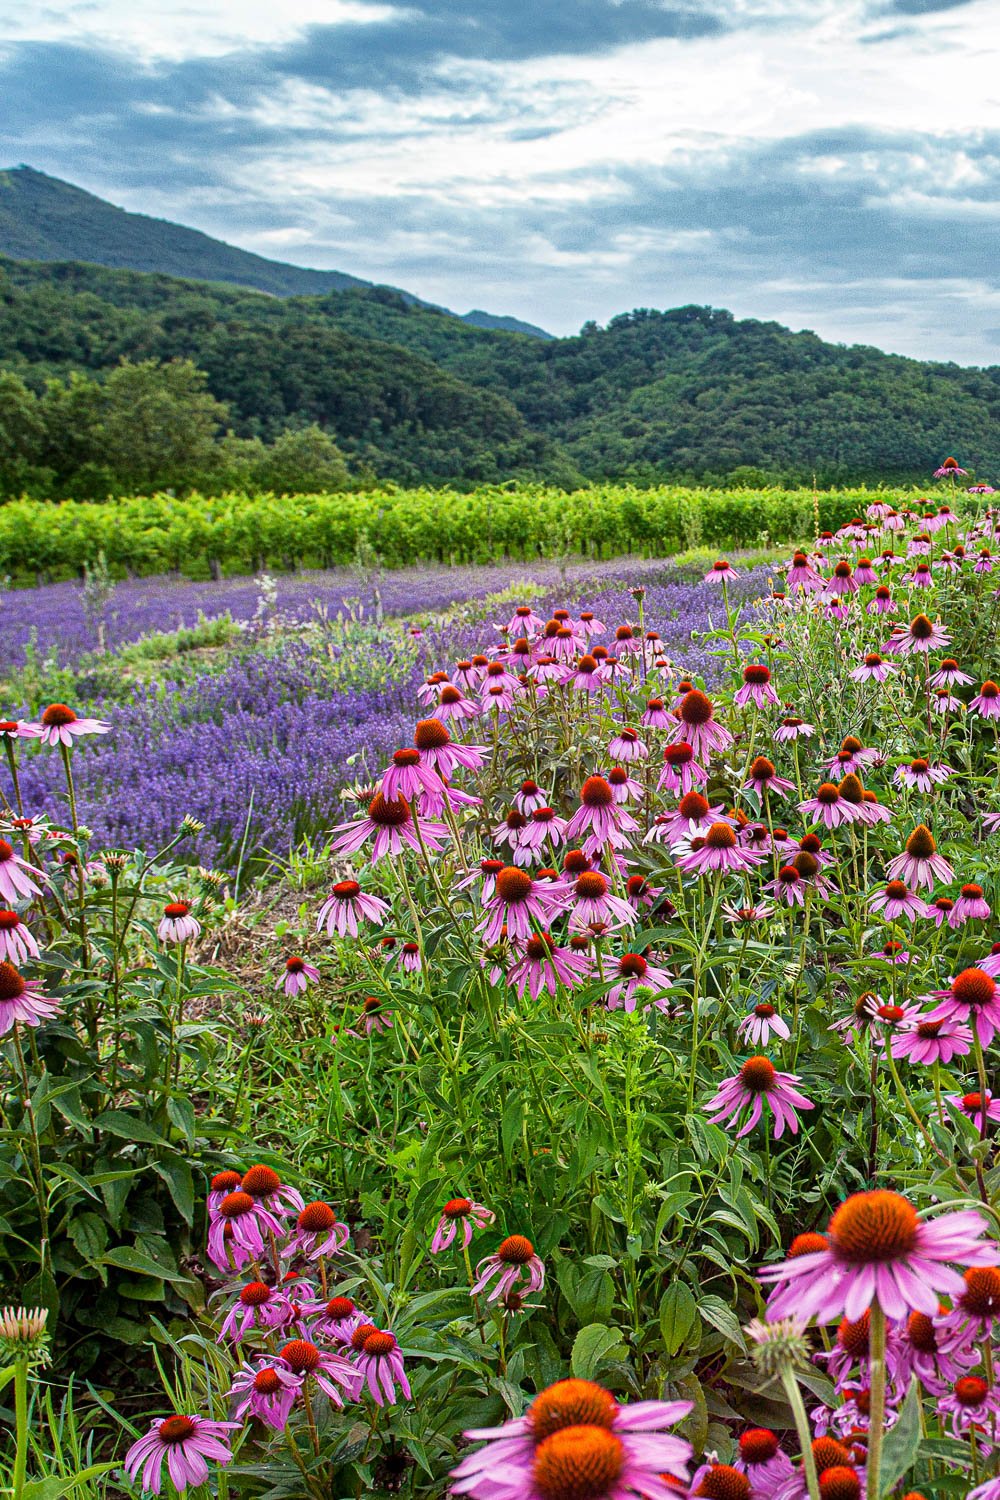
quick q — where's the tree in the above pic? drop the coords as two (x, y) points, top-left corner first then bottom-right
(98, 359), (228, 492)
(0, 372), (45, 495)
(251, 424), (351, 494)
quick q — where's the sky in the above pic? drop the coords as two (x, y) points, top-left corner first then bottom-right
(2, 0), (1000, 362)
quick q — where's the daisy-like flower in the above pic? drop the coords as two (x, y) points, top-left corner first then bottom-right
(827, 736), (877, 776)
(607, 766), (643, 804)
(640, 696), (671, 727)
(565, 655), (605, 694)
(506, 604), (546, 637)
(723, 900), (776, 925)
(330, 793), (448, 863)
(704, 1057), (814, 1139)
(605, 952), (672, 1012)
(947, 1266), (1000, 1339)
(472, 1234), (546, 1304)
(907, 561), (934, 588)
(735, 664), (780, 709)
(568, 871), (636, 932)
(381, 747), (446, 802)
(513, 780), (547, 814)
(508, 932), (592, 1000)
(37, 703), (110, 748)
(826, 560), (858, 597)
(765, 865), (806, 908)
(357, 995), (393, 1035)
(450, 1377), (693, 1500)
(0, 910), (39, 966)
(413, 718), (486, 776)
(123, 1414), (237, 1496)
(516, 807), (568, 861)
(705, 558), (740, 583)
(563, 777), (638, 856)
(218, 1280), (293, 1344)
(734, 1428), (795, 1492)
(897, 1306), (977, 1397)
(578, 609), (607, 639)
(670, 689), (733, 762)
(892, 1013), (972, 1065)
(608, 727), (648, 763)
(350, 1326), (410, 1406)
(970, 680), (1000, 719)
(787, 551), (822, 591)
(868, 881), (928, 922)
(240, 1163), (304, 1220)
(774, 715), (815, 743)
(653, 791), (723, 844)
(760, 1189), (998, 1322)
(305, 1293), (366, 1345)
(0, 962), (60, 1036)
(867, 585), (895, 615)
(284, 1201), (350, 1260)
(893, 757), (952, 793)
(158, 894), (200, 942)
(279, 1337), (360, 1407)
(930, 658), (973, 687)
(743, 757), (795, 799)
(850, 652), (896, 683)
(884, 613), (950, 656)
(738, 1002), (790, 1046)
(677, 822), (765, 876)
(799, 783), (860, 830)
(0, 719), (41, 744)
(925, 967), (1000, 1046)
(934, 457), (968, 478)
(479, 867), (569, 946)
(946, 1091), (1000, 1130)
(276, 956), (319, 997)
(950, 883), (991, 925)
(656, 741), (706, 795)
(0, 840), (41, 906)
(431, 1198), (495, 1252)
(207, 1170), (242, 1214)
(229, 1359), (300, 1431)
(435, 684), (481, 721)
(931, 686), (964, 715)
(938, 1376), (1000, 1440)
(886, 825), (954, 891)
(316, 879), (390, 937)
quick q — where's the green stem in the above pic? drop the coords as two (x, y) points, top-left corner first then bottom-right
(866, 1301), (886, 1500)
(780, 1365), (821, 1500)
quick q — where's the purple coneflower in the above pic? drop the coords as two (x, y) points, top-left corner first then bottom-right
(934, 457), (968, 478)
(798, 783), (859, 830)
(0, 963), (59, 1036)
(705, 1057), (813, 1139)
(640, 696), (671, 727)
(479, 867), (567, 946)
(563, 777), (638, 855)
(738, 1003), (790, 1046)
(284, 1201), (349, 1260)
(893, 757), (951, 793)
(568, 871), (636, 932)
(892, 1014), (972, 1065)
(472, 1234), (545, 1303)
(743, 756), (795, 799)
(671, 689), (733, 762)
(0, 841), (41, 905)
(279, 1337), (360, 1406)
(330, 793), (448, 863)
(868, 881), (928, 922)
(947, 1091), (1000, 1130)
(760, 1189), (997, 1322)
(565, 654), (605, 693)
(0, 910), (39, 966)
(705, 558), (740, 584)
(970, 680), (1000, 718)
(607, 765), (643, 804)
(431, 1198), (495, 1253)
(885, 613), (950, 655)
(886, 825), (953, 891)
(230, 1360), (300, 1431)
(123, 1414), (237, 1495)
(608, 727), (648, 762)
(450, 1377), (693, 1500)
(950, 883), (991, 925)
(37, 703), (110, 747)
(931, 658), (973, 687)
(381, 747), (445, 802)
(656, 741), (706, 795)
(774, 715), (815, 743)
(787, 551), (822, 590)
(350, 1326), (410, 1406)
(734, 664), (780, 709)
(677, 822), (764, 876)
(605, 952), (672, 1012)
(218, 1280), (292, 1343)
(826, 560), (858, 596)
(413, 718), (486, 776)
(508, 932), (592, 1000)
(316, 879), (389, 937)
(277, 956), (319, 996)
(850, 652), (896, 683)
(938, 1376), (1000, 1440)
(436, 684), (481, 721)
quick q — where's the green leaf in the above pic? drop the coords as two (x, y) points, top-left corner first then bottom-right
(166, 1095), (196, 1143)
(698, 1295), (746, 1351)
(571, 1323), (625, 1380)
(659, 1282), (697, 1356)
(879, 1378), (922, 1492)
(95, 1110), (170, 1146)
(68, 1211), (109, 1264)
(101, 1245), (190, 1282)
(151, 1157), (195, 1223)
(22, 1464), (117, 1498)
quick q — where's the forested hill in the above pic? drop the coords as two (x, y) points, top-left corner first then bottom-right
(0, 166), (551, 338)
(4, 254), (1000, 490)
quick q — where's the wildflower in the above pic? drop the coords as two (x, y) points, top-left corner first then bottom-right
(744, 757), (795, 799)
(735, 664), (780, 709)
(826, 560), (858, 597)
(608, 727), (648, 762)
(677, 822), (765, 876)
(509, 933), (592, 1000)
(656, 741), (706, 795)
(607, 766), (643, 803)
(357, 995), (393, 1035)
(435, 684), (481, 721)
(723, 900), (776, 925)
(868, 881), (928, 922)
(705, 1057), (813, 1139)
(123, 1415), (237, 1496)
(413, 718), (486, 776)
(566, 655), (605, 693)
(884, 613), (950, 655)
(737, 1003), (790, 1046)
(568, 871), (636, 931)
(450, 1377), (693, 1500)
(925, 967), (1000, 1046)
(774, 715), (815, 742)
(970, 680), (1000, 718)
(946, 1091), (1000, 1130)
(37, 703), (110, 747)
(908, 561), (934, 587)
(760, 1189), (998, 1322)
(431, 1198), (495, 1253)
(671, 689), (733, 762)
(734, 1428), (794, 1491)
(640, 695), (671, 727)
(284, 1201), (350, 1260)
(0, 1306), (49, 1364)
(479, 867), (568, 946)
(605, 952), (672, 1011)
(306, 1294), (366, 1345)
(330, 793), (448, 863)
(218, 1281), (292, 1343)
(563, 776), (638, 855)
(398, 940), (422, 973)
(892, 1014), (972, 1065)
(787, 551), (822, 590)
(931, 657), (973, 687)
(947, 883), (989, 926)
(931, 686), (964, 715)
(578, 609), (607, 638)
(507, 604), (546, 636)
(938, 1376), (1000, 1439)
(229, 1360), (300, 1431)
(798, 783), (860, 830)
(0, 962), (60, 1036)
(279, 1337), (359, 1406)
(0, 911), (39, 966)
(948, 1266), (1000, 1338)
(473, 1235), (545, 1303)
(893, 757), (952, 793)
(240, 1162), (303, 1219)
(0, 841), (41, 906)
(885, 825), (953, 891)
(850, 653), (896, 683)
(277, 956), (319, 996)
(351, 1327), (410, 1406)
(744, 1315), (812, 1377)
(381, 747), (446, 802)
(766, 865), (806, 908)
(691, 1465), (753, 1498)
(934, 457), (968, 477)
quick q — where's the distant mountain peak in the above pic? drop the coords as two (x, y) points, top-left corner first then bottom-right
(0, 165), (552, 337)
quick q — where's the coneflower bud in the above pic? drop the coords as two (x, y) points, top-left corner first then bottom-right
(744, 1316), (810, 1376)
(0, 1306), (49, 1364)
